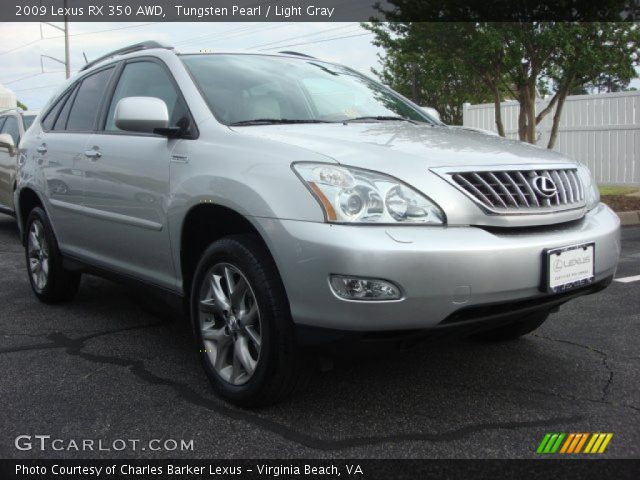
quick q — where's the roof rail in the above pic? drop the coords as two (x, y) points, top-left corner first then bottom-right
(81, 41), (173, 72)
(278, 51), (315, 59)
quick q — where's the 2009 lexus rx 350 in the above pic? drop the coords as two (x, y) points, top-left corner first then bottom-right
(15, 42), (620, 406)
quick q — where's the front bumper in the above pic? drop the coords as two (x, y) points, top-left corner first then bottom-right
(254, 203), (620, 331)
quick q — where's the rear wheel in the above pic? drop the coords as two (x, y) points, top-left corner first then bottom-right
(472, 310), (550, 341)
(25, 207), (81, 303)
(190, 234), (301, 407)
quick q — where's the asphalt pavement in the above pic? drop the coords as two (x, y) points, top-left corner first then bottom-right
(0, 213), (638, 459)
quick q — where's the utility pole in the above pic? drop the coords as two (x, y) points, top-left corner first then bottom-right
(63, 0), (70, 79)
(40, 0), (70, 78)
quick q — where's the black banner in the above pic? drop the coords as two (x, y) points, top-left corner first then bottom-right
(1, 459), (640, 480)
(4, 0), (640, 22)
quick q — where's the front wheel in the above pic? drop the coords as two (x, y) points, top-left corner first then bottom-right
(190, 235), (301, 407)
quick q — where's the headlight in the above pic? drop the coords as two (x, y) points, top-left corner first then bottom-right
(577, 165), (600, 211)
(292, 163), (445, 224)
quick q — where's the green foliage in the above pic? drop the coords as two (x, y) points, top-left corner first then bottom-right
(364, 17), (639, 146)
(17, 100), (28, 111)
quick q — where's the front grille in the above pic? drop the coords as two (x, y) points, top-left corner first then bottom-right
(449, 168), (585, 213)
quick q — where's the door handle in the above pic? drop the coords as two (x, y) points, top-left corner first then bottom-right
(36, 145), (47, 154)
(84, 149), (102, 160)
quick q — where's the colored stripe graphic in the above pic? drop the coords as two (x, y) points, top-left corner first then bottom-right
(584, 433), (599, 453)
(585, 433), (614, 454)
(537, 433), (612, 454)
(573, 433), (589, 453)
(537, 433), (565, 454)
(559, 433), (575, 453)
(536, 434), (552, 454)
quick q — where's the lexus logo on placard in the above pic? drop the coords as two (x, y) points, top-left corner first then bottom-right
(531, 175), (558, 198)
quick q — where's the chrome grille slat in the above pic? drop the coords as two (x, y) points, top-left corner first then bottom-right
(515, 171), (540, 207)
(471, 172), (508, 208)
(551, 170), (567, 204)
(501, 172), (530, 207)
(488, 172), (518, 207)
(452, 174), (494, 207)
(448, 167), (585, 214)
(560, 170), (574, 203)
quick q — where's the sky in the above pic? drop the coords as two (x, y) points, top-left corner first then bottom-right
(1, 22), (638, 111)
(0, 22), (381, 110)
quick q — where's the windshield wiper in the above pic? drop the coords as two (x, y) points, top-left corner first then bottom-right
(229, 119), (333, 126)
(343, 116), (417, 124)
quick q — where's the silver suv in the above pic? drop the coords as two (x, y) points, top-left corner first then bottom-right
(16, 42), (620, 406)
(0, 108), (38, 215)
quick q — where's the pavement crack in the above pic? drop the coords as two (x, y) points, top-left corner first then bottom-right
(532, 333), (615, 403)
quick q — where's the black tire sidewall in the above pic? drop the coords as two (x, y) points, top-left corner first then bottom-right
(190, 236), (289, 403)
(25, 207), (58, 299)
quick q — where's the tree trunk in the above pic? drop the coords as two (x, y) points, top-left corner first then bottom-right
(492, 87), (506, 137)
(517, 87), (528, 141)
(547, 83), (571, 149)
(525, 80), (537, 144)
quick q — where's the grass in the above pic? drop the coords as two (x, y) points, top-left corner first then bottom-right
(598, 185), (639, 196)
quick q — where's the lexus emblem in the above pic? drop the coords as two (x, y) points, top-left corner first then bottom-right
(530, 175), (557, 198)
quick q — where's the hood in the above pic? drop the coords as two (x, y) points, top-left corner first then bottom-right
(230, 122), (575, 171)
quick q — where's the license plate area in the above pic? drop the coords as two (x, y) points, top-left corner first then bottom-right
(544, 243), (595, 294)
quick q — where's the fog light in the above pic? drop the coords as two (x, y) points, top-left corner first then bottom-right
(329, 275), (402, 301)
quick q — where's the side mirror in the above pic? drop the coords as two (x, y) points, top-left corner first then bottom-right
(0, 133), (16, 155)
(114, 97), (169, 134)
(421, 106), (442, 123)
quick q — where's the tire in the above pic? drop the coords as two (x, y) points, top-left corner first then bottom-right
(190, 234), (301, 407)
(25, 207), (81, 303)
(472, 310), (550, 341)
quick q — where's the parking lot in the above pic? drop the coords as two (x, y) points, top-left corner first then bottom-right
(0, 213), (638, 459)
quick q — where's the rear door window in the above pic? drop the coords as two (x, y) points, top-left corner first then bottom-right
(66, 67), (114, 132)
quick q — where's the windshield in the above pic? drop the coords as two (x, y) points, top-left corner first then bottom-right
(23, 115), (36, 129)
(181, 54), (432, 125)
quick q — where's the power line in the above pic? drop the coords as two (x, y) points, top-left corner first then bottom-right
(248, 24), (359, 50)
(174, 23), (295, 49)
(2, 70), (65, 85)
(0, 22), (161, 56)
(68, 22), (161, 37)
(12, 84), (65, 93)
(260, 32), (373, 51)
(0, 39), (41, 56)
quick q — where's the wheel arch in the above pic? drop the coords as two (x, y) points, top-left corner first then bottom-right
(16, 187), (44, 245)
(178, 203), (283, 299)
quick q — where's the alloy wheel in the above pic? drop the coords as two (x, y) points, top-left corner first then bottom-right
(27, 220), (49, 291)
(198, 263), (262, 385)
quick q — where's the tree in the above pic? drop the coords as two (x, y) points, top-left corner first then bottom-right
(365, 17), (639, 148)
(541, 23), (639, 148)
(364, 22), (494, 124)
(17, 100), (28, 110)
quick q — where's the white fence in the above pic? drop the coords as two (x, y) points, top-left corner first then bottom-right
(463, 91), (640, 185)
